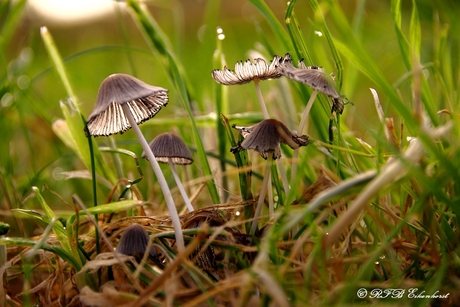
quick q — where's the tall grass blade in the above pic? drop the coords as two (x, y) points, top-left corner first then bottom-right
(248, 0), (293, 51)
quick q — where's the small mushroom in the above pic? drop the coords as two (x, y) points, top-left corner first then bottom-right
(142, 132), (195, 212)
(87, 73), (185, 252)
(212, 54), (292, 119)
(117, 223), (156, 262)
(231, 119), (310, 235)
(231, 119), (310, 160)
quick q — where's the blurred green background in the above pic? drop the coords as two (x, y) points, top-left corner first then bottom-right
(1, 0), (459, 236)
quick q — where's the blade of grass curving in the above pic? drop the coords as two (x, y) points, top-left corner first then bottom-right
(82, 116), (100, 256)
(328, 1), (424, 133)
(41, 27), (116, 183)
(409, 0), (421, 57)
(213, 24), (229, 202)
(67, 199), (143, 228)
(128, 0), (220, 204)
(248, 0), (293, 51)
(391, 0), (438, 124)
(0, 237), (82, 271)
(306, 0), (348, 176)
(30, 186), (75, 257)
(307, 0), (343, 90)
(333, 39), (414, 126)
(0, 0), (27, 61)
(40, 27), (77, 105)
(285, 0), (313, 63)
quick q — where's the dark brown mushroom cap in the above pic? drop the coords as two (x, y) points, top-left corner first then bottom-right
(117, 223), (156, 259)
(276, 61), (340, 99)
(87, 73), (168, 136)
(231, 119), (310, 159)
(142, 132), (193, 165)
(211, 53), (292, 85)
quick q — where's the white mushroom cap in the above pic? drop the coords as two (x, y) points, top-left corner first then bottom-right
(232, 119), (310, 159)
(87, 73), (168, 136)
(211, 53), (293, 85)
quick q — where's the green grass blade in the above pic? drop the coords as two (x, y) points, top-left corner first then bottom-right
(0, 237), (81, 271)
(40, 27), (78, 108)
(41, 27), (116, 185)
(221, 114), (253, 201)
(248, 0), (293, 51)
(409, 0), (421, 57)
(307, 0), (343, 90)
(391, 0), (438, 124)
(30, 187), (74, 255)
(285, 0), (313, 63)
(213, 26), (229, 202)
(0, 0), (27, 58)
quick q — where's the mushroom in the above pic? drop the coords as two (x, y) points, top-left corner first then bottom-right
(231, 119), (310, 235)
(212, 54), (292, 119)
(117, 223), (156, 262)
(213, 54), (293, 195)
(142, 132), (195, 212)
(87, 73), (185, 252)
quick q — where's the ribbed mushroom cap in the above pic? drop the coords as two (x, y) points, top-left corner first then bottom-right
(277, 61), (340, 99)
(211, 53), (292, 85)
(232, 119), (310, 159)
(142, 132), (193, 165)
(117, 223), (156, 259)
(87, 73), (168, 136)
(277, 58), (345, 114)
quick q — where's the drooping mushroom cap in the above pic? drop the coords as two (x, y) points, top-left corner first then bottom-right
(277, 61), (339, 98)
(142, 132), (193, 165)
(211, 53), (293, 85)
(231, 119), (310, 159)
(87, 73), (169, 136)
(117, 223), (156, 260)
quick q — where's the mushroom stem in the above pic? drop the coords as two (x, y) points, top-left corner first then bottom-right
(251, 152), (273, 235)
(297, 90), (318, 135)
(253, 78), (270, 119)
(267, 172), (274, 218)
(168, 158), (194, 212)
(121, 104), (185, 252)
(291, 90), (318, 183)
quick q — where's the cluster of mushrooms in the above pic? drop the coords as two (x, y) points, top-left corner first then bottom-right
(86, 53), (344, 255)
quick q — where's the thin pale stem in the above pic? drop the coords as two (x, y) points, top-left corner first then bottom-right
(277, 159), (290, 198)
(121, 104), (184, 252)
(168, 158), (194, 212)
(297, 90), (318, 135)
(251, 153), (273, 235)
(291, 90), (318, 183)
(268, 172), (274, 218)
(254, 78), (270, 119)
